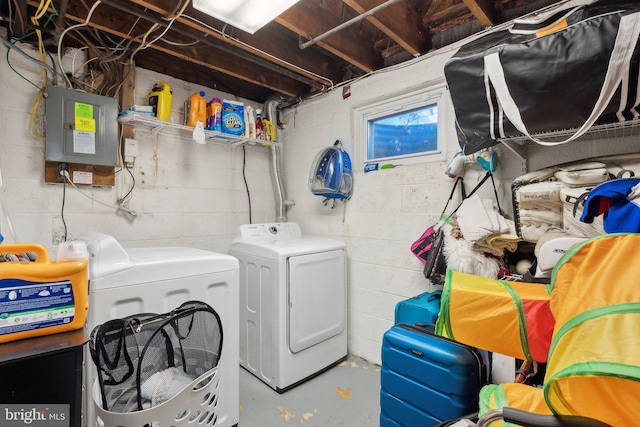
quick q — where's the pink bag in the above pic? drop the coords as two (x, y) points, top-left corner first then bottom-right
(411, 176), (465, 266)
(411, 173), (501, 279)
(411, 225), (440, 264)
(412, 225), (447, 285)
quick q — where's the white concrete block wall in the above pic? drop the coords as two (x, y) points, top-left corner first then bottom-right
(0, 40), (275, 256)
(280, 51), (468, 364)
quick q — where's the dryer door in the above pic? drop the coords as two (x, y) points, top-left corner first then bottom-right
(288, 249), (346, 353)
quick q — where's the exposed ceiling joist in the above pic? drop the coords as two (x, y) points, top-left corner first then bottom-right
(462, 0), (495, 26)
(422, 2), (470, 29)
(125, 0), (340, 89)
(343, 0), (426, 56)
(276, 1), (383, 73)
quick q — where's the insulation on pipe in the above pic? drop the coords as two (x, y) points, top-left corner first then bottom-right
(264, 95), (291, 223)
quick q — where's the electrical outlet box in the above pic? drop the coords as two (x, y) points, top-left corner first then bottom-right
(45, 86), (118, 167)
(124, 138), (138, 156)
(57, 162), (69, 178)
(124, 138), (138, 164)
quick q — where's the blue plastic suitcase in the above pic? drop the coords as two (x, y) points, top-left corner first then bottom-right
(394, 290), (442, 325)
(380, 323), (486, 427)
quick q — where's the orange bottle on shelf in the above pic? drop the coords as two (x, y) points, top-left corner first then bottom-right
(184, 91), (207, 127)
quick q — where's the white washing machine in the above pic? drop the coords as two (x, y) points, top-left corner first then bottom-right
(229, 222), (347, 392)
(80, 232), (239, 427)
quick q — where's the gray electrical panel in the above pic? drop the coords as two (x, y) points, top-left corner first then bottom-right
(45, 86), (118, 166)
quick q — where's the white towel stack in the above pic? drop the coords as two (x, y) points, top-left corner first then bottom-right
(456, 195), (510, 257)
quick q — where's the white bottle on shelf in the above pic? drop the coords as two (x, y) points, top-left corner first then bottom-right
(246, 106), (256, 139)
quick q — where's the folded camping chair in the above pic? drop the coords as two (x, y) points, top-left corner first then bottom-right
(436, 233), (640, 426)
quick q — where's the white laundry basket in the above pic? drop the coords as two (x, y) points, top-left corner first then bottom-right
(93, 366), (220, 427)
(90, 301), (223, 426)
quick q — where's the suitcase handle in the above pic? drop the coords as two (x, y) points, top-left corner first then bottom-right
(484, 11), (640, 146)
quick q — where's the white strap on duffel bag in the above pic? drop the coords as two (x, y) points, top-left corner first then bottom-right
(484, 11), (640, 146)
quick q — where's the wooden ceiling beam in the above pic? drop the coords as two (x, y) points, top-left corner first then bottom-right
(125, 0), (341, 88)
(462, 0), (495, 26)
(276, 1), (383, 73)
(343, 0), (426, 56)
(422, 3), (470, 28)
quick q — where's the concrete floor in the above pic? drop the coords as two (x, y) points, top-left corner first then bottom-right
(239, 355), (381, 426)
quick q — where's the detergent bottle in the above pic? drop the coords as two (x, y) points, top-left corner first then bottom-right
(148, 82), (172, 121)
(206, 101), (212, 129)
(209, 98), (222, 132)
(184, 91), (207, 128)
(0, 242), (89, 344)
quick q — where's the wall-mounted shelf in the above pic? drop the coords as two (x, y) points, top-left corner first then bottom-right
(498, 118), (640, 146)
(497, 119), (640, 171)
(118, 113), (278, 148)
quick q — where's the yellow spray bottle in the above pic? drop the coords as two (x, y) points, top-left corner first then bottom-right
(263, 119), (275, 141)
(148, 82), (172, 121)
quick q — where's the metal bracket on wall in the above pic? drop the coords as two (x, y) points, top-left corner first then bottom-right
(500, 139), (527, 174)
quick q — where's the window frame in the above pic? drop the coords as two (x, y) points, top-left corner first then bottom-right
(353, 81), (448, 166)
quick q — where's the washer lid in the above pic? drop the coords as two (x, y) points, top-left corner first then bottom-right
(232, 222), (302, 242)
(230, 235), (345, 259)
(81, 232), (238, 287)
(230, 222), (346, 258)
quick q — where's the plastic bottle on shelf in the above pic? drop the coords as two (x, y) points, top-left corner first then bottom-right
(255, 108), (265, 140)
(263, 119), (275, 141)
(246, 106), (256, 139)
(206, 101), (212, 129)
(209, 98), (222, 132)
(148, 82), (172, 121)
(243, 107), (249, 137)
(184, 91), (207, 128)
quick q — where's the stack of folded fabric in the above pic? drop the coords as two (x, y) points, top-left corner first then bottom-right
(442, 195), (521, 280)
(456, 195), (510, 257)
(487, 219), (521, 253)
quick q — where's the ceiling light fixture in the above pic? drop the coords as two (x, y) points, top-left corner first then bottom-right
(192, 0), (300, 34)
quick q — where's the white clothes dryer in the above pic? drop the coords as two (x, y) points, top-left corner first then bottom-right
(80, 232), (239, 427)
(229, 222), (347, 393)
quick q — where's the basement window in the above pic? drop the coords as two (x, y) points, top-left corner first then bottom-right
(355, 83), (446, 165)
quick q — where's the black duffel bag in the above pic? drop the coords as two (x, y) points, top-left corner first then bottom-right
(445, 0), (640, 154)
